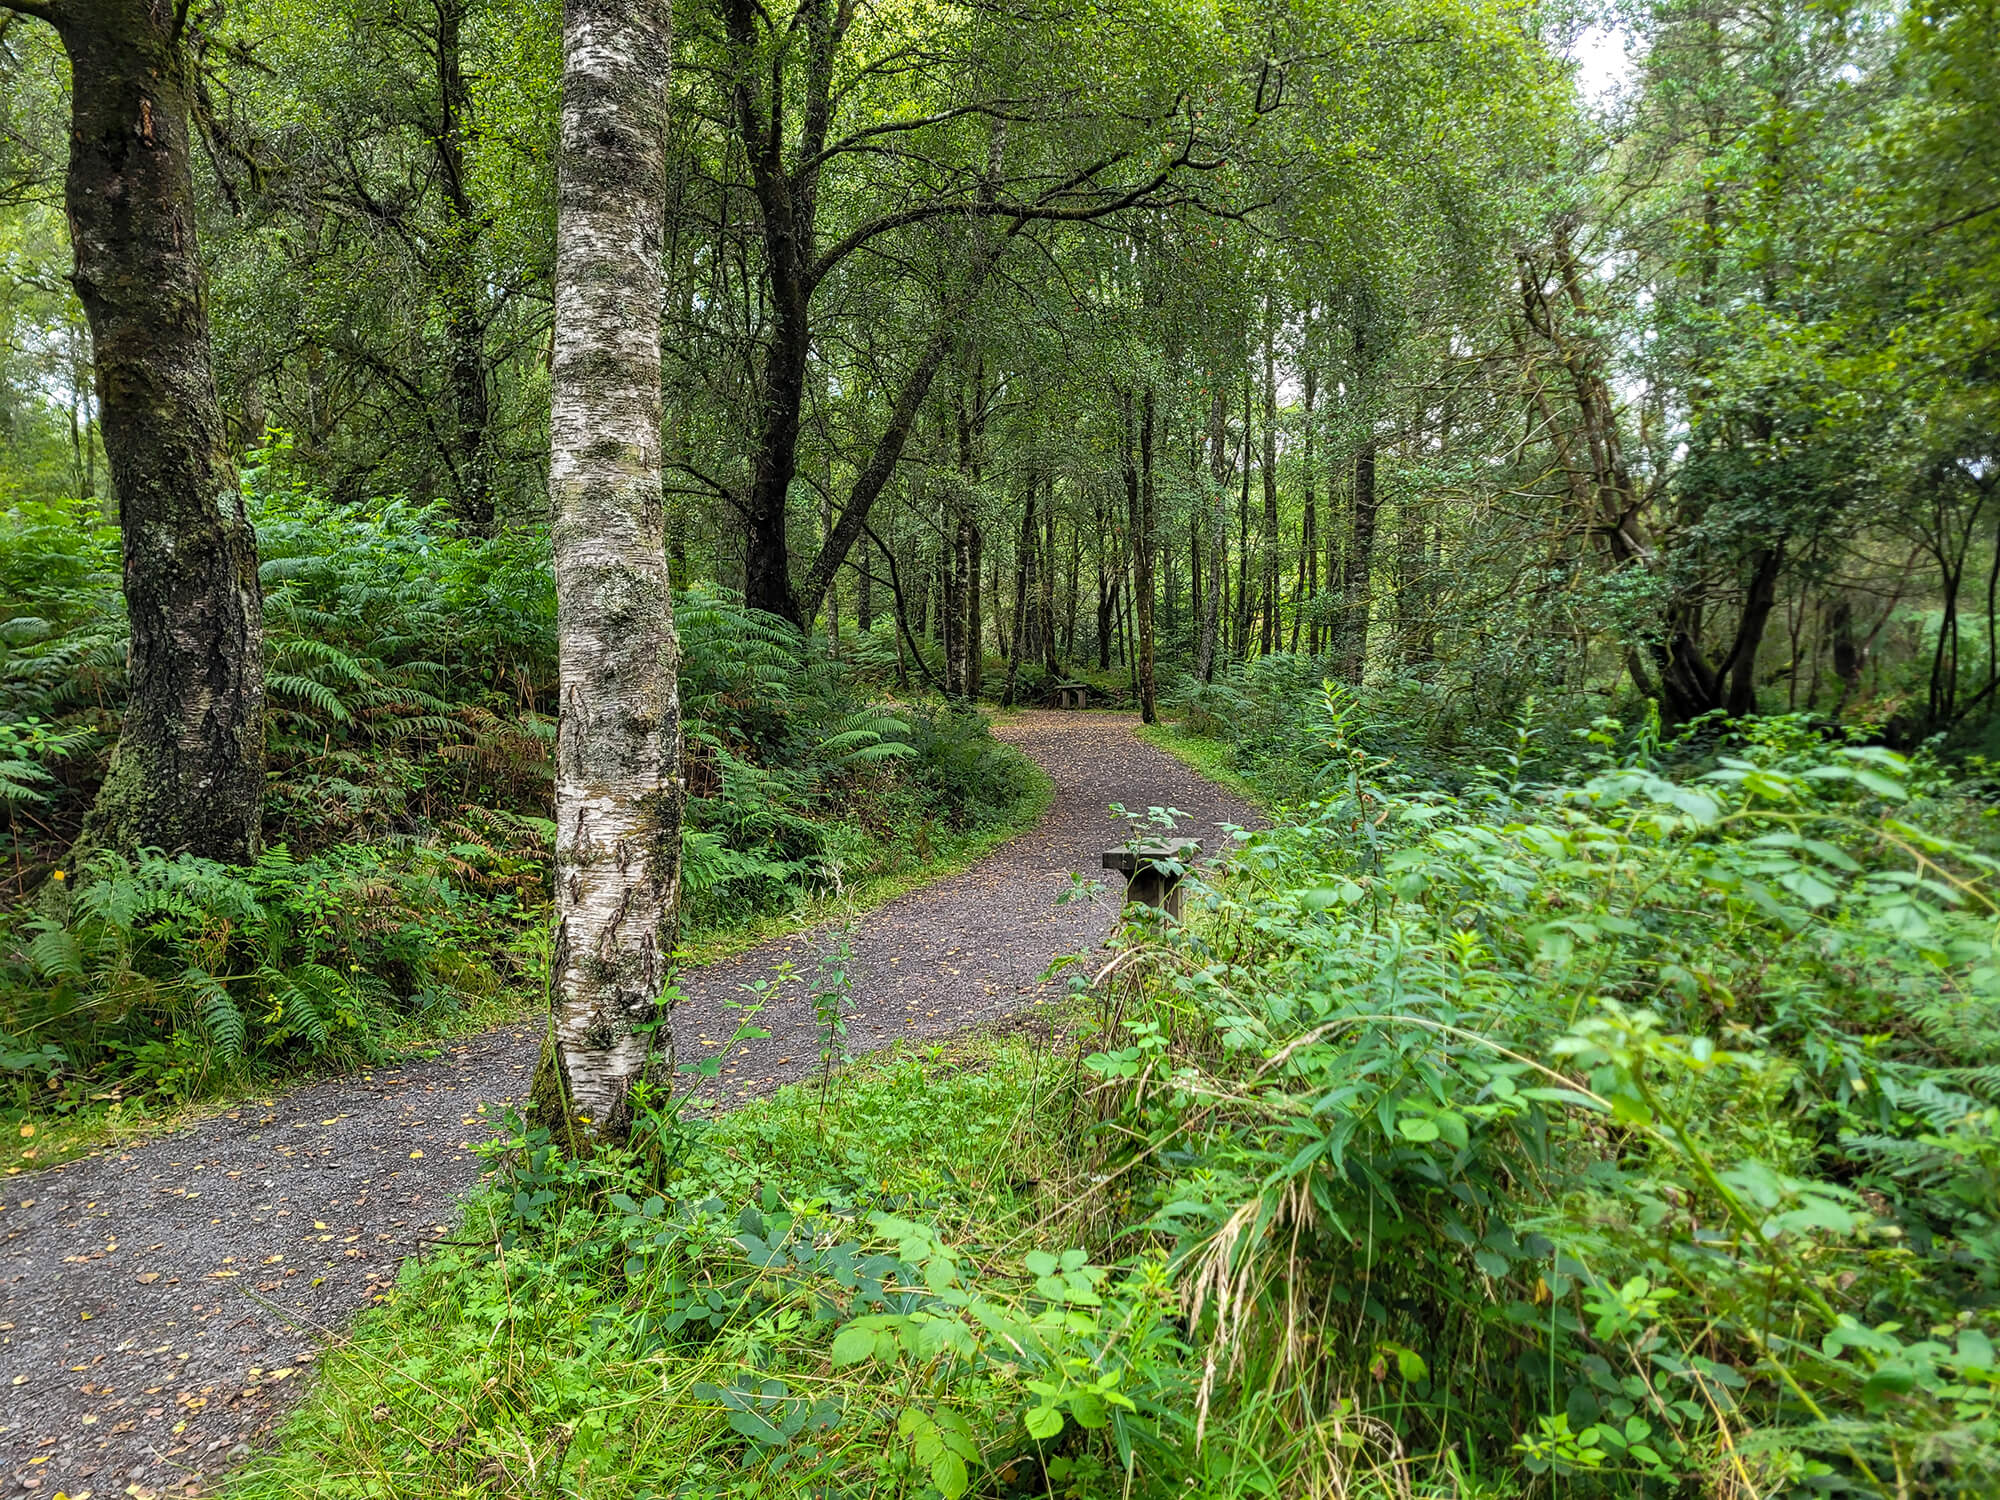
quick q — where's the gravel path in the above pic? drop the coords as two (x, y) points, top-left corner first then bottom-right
(0, 712), (1254, 1497)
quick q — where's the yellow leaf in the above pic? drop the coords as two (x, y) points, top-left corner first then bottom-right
(409, 1150), (423, 1159)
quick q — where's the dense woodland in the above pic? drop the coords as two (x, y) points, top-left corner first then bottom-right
(3, 0), (2000, 1491)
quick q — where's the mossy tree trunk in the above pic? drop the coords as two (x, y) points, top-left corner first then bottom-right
(533, 0), (682, 1148)
(2, 0), (267, 865)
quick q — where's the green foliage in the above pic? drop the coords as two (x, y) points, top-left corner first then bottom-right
(675, 587), (1039, 933)
(1091, 678), (2000, 1495)
(237, 669), (2000, 1498)
(229, 1042), (1188, 1500)
(0, 842), (533, 1112)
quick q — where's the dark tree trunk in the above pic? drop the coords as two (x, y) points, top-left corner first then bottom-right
(1195, 382), (1226, 682)
(944, 509), (973, 698)
(719, 0), (832, 623)
(1061, 505), (1080, 663)
(967, 519), (983, 696)
(1001, 486), (1035, 708)
(1040, 493), (1058, 675)
(49, 0), (265, 864)
(1830, 598), (1861, 697)
(435, 0), (492, 533)
(1344, 438), (1377, 683)
(1095, 484), (1114, 672)
(946, 370), (986, 699)
(1723, 545), (1783, 717)
(1261, 310), (1279, 655)
(1235, 367), (1252, 656)
(1188, 509), (1201, 654)
(1132, 387), (1157, 721)
(857, 534), (874, 631)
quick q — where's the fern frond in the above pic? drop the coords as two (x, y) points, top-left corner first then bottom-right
(268, 673), (356, 724)
(189, 970), (247, 1061)
(25, 922), (85, 981)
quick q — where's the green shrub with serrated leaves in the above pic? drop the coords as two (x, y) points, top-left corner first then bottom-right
(1092, 681), (2000, 1497)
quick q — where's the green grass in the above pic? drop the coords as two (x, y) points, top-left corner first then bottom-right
(1132, 720), (1266, 812)
(226, 1013), (1101, 1500)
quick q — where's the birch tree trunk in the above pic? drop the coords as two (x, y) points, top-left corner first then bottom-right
(533, 0), (682, 1147)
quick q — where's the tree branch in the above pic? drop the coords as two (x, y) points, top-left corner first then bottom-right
(795, 220), (1007, 623)
(799, 102), (1019, 176)
(861, 517), (943, 692)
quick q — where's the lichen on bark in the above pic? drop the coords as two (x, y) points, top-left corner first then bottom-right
(531, 0), (682, 1148)
(42, 0), (265, 865)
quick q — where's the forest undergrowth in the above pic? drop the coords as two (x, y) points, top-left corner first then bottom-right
(0, 447), (1046, 1169)
(235, 667), (2000, 1499)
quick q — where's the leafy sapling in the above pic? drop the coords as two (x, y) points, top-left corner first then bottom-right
(811, 918), (856, 1128)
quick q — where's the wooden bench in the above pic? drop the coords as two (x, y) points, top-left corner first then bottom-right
(1054, 682), (1089, 709)
(1102, 837), (1203, 918)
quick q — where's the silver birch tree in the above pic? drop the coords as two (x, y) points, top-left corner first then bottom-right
(531, 0), (682, 1146)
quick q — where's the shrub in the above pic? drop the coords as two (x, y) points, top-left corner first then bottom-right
(1087, 682), (2000, 1496)
(0, 840), (536, 1113)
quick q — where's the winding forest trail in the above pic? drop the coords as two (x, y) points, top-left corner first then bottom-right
(0, 712), (1254, 1497)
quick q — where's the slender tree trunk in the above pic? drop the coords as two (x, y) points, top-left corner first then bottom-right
(1300, 365), (1317, 652)
(1001, 486), (1035, 708)
(1398, 498), (1428, 664)
(534, 0), (681, 1148)
(856, 534), (874, 631)
(435, 0), (492, 532)
(1289, 503), (1310, 653)
(967, 519), (984, 696)
(1062, 506), (1080, 664)
(1195, 383), (1226, 682)
(944, 506), (973, 698)
(1260, 305), (1279, 655)
(865, 518), (939, 692)
(1236, 366), (1252, 656)
(49, 0), (265, 865)
(1040, 491), (1058, 675)
(990, 544), (1008, 665)
(1189, 508), (1202, 655)
(1096, 483), (1114, 671)
(1121, 547), (1137, 685)
(1134, 388), (1158, 721)
(1344, 437), (1378, 683)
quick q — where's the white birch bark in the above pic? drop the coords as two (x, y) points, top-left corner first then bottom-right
(538, 0), (680, 1143)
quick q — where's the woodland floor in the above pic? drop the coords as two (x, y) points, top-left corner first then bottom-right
(0, 711), (1254, 1498)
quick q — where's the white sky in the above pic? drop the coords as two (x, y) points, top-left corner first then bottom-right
(1569, 23), (1637, 109)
